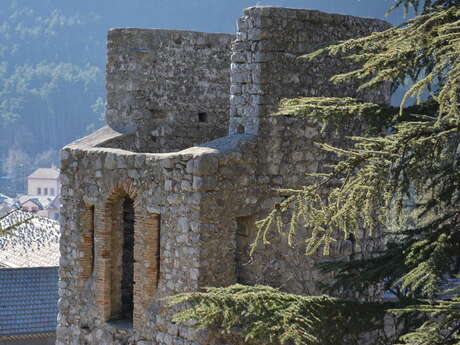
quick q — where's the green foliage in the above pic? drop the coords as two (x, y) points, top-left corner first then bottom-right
(388, 0), (459, 16)
(305, 4), (460, 119)
(274, 97), (395, 134)
(170, 1), (460, 345)
(169, 285), (392, 345)
(0, 1), (104, 171)
(391, 297), (460, 345)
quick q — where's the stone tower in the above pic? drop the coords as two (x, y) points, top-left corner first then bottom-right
(57, 7), (389, 345)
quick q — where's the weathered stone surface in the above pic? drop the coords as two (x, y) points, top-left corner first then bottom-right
(58, 6), (389, 345)
(229, 6), (390, 136)
(105, 29), (234, 154)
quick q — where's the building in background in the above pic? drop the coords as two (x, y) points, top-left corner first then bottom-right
(17, 195), (60, 220)
(19, 166), (61, 220)
(27, 166), (60, 197)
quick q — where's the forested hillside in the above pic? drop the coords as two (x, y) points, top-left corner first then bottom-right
(0, 0), (398, 195)
(0, 0), (105, 194)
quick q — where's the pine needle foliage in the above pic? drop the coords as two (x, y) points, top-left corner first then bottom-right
(170, 1), (460, 344)
(305, 2), (460, 119)
(389, 0), (459, 16)
(169, 285), (392, 345)
(274, 97), (395, 135)
(391, 297), (460, 345)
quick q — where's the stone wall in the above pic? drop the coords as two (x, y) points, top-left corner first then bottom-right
(58, 6), (391, 345)
(105, 29), (234, 153)
(229, 6), (390, 135)
(232, 115), (383, 294)
(58, 129), (258, 345)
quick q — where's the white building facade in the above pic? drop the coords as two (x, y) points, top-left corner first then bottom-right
(27, 167), (60, 197)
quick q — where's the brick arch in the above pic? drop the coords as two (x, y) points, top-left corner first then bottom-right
(105, 181), (139, 205)
(94, 181), (160, 327)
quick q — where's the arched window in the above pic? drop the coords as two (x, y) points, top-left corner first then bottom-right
(93, 183), (160, 327)
(106, 193), (135, 322)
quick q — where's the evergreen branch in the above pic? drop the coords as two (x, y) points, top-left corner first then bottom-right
(168, 285), (390, 345)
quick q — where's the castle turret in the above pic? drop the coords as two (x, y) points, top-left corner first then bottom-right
(229, 6), (390, 135)
(105, 29), (234, 153)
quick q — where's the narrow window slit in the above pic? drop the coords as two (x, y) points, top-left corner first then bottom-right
(121, 197), (134, 321)
(198, 112), (208, 123)
(236, 215), (256, 285)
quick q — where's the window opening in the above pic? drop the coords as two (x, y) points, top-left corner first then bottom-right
(97, 185), (162, 327)
(236, 215), (256, 284)
(121, 197), (134, 321)
(198, 112), (208, 123)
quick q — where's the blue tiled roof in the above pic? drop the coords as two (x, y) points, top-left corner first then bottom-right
(0, 267), (58, 336)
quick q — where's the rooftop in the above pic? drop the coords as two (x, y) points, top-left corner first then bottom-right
(0, 193), (14, 206)
(0, 210), (60, 268)
(17, 195), (57, 210)
(0, 267), (58, 337)
(28, 168), (60, 180)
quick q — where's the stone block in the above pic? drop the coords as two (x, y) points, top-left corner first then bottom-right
(128, 169), (139, 178)
(160, 158), (174, 169)
(134, 154), (146, 168)
(231, 71), (250, 83)
(237, 17), (249, 31)
(192, 155), (218, 176)
(267, 163), (280, 175)
(231, 52), (247, 64)
(192, 176), (218, 192)
(247, 28), (271, 40)
(60, 149), (71, 161)
(104, 154), (117, 170)
(181, 180), (192, 192)
(292, 151), (304, 161)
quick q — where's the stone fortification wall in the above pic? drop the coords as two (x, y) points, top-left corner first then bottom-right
(57, 127), (258, 345)
(57, 6), (391, 345)
(190, 118), (378, 297)
(106, 29), (234, 153)
(229, 6), (390, 135)
(231, 115), (383, 294)
(219, 6), (391, 293)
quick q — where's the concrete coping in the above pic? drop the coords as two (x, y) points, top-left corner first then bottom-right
(63, 126), (256, 162)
